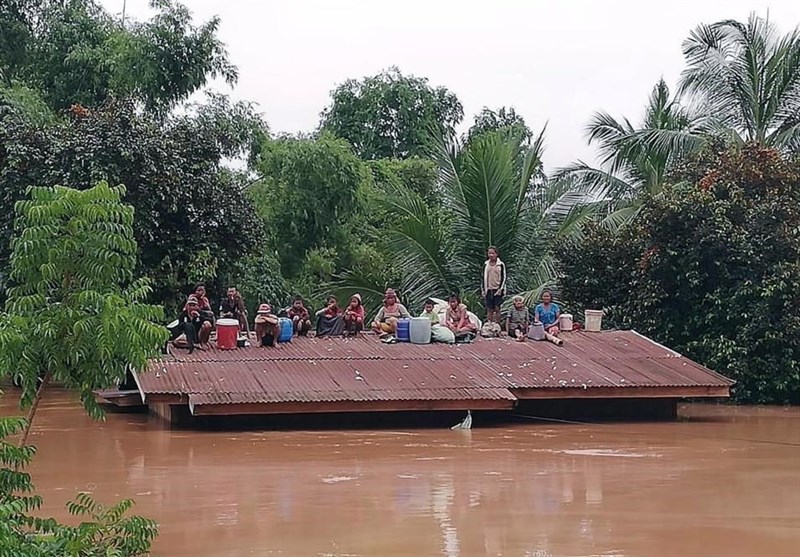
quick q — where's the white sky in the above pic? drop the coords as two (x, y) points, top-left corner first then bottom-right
(101, 0), (799, 170)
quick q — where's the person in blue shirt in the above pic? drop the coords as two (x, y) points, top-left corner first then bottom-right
(534, 289), (561, 334)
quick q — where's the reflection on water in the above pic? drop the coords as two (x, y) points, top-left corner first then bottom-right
(2, 391), (799, 557)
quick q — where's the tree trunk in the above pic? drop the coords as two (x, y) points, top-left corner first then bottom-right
(18, 370), (53, 448)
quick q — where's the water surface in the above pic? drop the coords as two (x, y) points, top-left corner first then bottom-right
(3, 391), (799, 556)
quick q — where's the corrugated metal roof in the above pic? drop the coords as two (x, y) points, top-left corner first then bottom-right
(136, 331), (733, 410)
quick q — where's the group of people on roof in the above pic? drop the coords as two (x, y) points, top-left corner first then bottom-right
(167, 247), (563, 352)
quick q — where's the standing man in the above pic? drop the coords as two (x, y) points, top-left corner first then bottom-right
(481, 246), (507, 325)
(220, 286), (249, 333)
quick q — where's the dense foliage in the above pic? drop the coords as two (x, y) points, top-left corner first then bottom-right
(557, 146), (800, 404)
(320, 67), (464, 160)
(0, 183), (167, 434)
(0, 100), (264, 310)
(1, 2), (797, 408)
(0, 0), (235, 113)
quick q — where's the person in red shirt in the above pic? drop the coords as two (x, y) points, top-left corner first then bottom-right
(343, 293), (365, 335)
(287, 295), (312, 336)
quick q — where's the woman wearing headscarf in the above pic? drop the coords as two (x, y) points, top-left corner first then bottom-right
(371, 288), (410, 335)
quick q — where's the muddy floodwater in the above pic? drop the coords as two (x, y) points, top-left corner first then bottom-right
(2, 391), (799, 557)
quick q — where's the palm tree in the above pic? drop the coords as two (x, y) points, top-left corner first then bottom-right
(679, 13), (800, 152)
(330, 128), (602, 315)
(556, 79), (708, 227)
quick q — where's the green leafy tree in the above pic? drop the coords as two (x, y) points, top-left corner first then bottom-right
(0, 182), (167, 444)
(679, 13), (800, 152)
(333, 128), (603, 315)
(0, 100), (264, 310)
(250, 134), (367, 277)
(368, 157), (439, 209)
(1, 0), (236, 113)
(320, 67), (463, 160)
(557, 145), (800, 403)
(467, 106), (533, 145)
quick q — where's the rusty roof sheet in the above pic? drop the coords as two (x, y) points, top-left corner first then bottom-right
(136, 330), (733, 407)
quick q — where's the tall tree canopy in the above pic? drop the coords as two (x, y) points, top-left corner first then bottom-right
(467, 106), (533, 144)
(250, 134), (367, 278)
(0, 100), (264, 307)
(320, 67), (463, 160)
(333, 128), (601, 315)
(0, 0), (236, 113)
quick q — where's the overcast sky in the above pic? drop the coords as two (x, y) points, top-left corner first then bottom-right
(101, 0), (799, 170)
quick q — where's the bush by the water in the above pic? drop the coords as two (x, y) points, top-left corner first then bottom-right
(557, 146), (800, 404)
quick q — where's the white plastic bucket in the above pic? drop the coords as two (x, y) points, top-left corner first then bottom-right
(559, 314), (573, 331)
(528, 322), (545, 340)
(584, 310), (603, 332)
(409, 317), (432, 344)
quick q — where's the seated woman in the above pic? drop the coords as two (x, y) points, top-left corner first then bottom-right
(506, 295), (530, 342)
(315, 296), (344, 337)
(287, 295), (312, 336)
(343, 293), (365, 335)
(254, 303), (280, 347)
(171, 295), (210, 353)
(445, 294), (477, 342)
(372, 288), (410, 336)
(534, 289), (561, 334)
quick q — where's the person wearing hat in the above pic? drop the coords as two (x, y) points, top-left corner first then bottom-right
(371, 288), (410, 336)
(343, 293), (365, 335)
(254, 303), (280, 347)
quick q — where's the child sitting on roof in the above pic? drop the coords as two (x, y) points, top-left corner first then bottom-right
(343, 294), (365, 336)
(421, 298), (455, 344)
(287, 295), (312, 336)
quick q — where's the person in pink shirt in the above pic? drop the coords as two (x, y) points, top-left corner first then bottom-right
(343, 293), (365, 335)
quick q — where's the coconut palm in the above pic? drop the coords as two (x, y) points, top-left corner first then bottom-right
(330, 128), (603, 315)
(678, 14), (800, 152)
(556, 79), (708, 228)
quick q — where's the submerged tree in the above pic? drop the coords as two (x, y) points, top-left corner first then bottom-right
(0, 182), (167, 444)
(557, 145), (800, 404)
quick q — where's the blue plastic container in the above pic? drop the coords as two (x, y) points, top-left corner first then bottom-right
(395, 318), (411, 342)
(278, 317), (293, 343)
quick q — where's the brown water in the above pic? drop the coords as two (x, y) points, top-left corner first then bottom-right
(2, 391), (799, 557)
